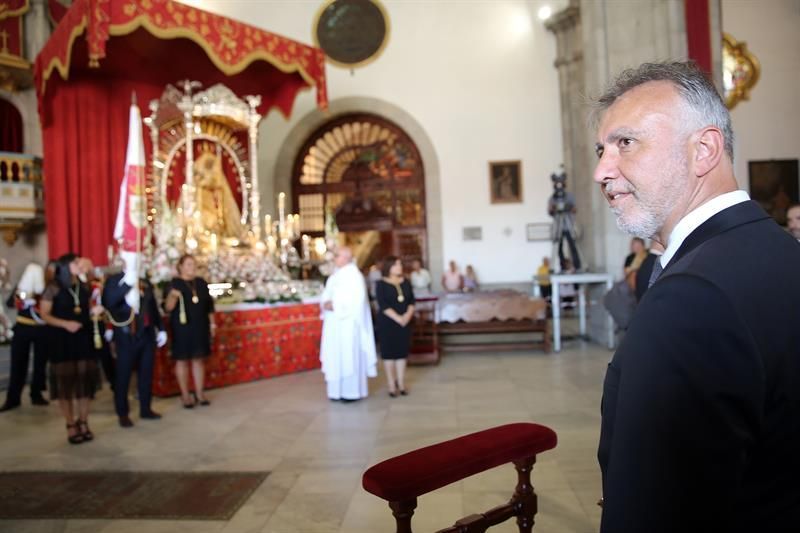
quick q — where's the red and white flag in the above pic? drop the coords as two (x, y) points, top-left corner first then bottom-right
(112, 98), (147, 312)
(113, 99), (147, 252)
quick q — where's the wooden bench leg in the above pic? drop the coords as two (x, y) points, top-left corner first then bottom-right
(512, 457), (538, 532)
(389, 498), (418, 533)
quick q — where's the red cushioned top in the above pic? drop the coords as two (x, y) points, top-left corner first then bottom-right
(362, 423), (557, 502)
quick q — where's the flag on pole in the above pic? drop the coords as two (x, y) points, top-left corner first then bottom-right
(113, 96), (147, 313)
(113, 98), (147, 251)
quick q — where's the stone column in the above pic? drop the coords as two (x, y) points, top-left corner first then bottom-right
(23, 0), (50, 61)
(546, 0), (692, 344)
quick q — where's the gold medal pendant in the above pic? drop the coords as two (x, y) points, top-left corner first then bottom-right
(74, 306), (82, 315)
(192, 295), (199, 304)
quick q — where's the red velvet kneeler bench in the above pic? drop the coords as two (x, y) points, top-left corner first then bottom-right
(362, 423), (558, 533)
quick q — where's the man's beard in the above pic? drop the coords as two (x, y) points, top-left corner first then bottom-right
(612, 157), (689, 239)
(613, 201), (664, 239)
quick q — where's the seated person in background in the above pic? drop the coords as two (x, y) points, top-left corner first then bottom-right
(441, 260), (464, 293)
(409, 259), (431, 294)
(623, 237), (647, 290)
(463, 265), (479, 292)
(536, 257), (552, 299)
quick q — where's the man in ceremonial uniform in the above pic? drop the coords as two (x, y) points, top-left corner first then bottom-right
(0, 263), (49, 412)
(102, 258), (167, 427)
(319, 247), (377, 401)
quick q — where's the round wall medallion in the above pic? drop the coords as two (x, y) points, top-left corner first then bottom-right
(314, 0), (389, 68)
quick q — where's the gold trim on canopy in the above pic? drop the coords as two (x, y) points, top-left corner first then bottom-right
(34, 0), (328, 111)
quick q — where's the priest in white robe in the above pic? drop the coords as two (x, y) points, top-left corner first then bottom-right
(319, 247), (377, 401)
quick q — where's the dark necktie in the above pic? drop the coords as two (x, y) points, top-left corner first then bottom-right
(647, 258), (664, 288)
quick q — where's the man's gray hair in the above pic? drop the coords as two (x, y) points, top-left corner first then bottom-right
(592, 61), (734, 160)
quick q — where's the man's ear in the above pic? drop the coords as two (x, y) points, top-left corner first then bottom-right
(692, 126), (725, 177)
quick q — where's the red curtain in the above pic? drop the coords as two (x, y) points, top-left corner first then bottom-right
(0, 98), (23, 153)
(39, 31), (310, 264)
(685, 0), (712, 74)
(41, 74), (162, 263)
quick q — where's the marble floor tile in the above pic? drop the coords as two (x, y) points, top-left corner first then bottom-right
(0, 341), (609, 532)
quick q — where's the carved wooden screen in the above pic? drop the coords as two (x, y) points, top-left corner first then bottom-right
(292, 113), (427, 267)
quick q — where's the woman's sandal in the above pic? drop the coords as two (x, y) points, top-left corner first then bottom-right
(182, 396), (195, 409)
(66, 423), (84, 445)
(76, 419), (94, 441)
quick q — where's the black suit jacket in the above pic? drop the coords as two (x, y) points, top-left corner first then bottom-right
(101, 272), (163, 338)
(599, 201), (800, 532)
(634, 251), (658, 302)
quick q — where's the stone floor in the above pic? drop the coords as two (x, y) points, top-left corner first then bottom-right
(0, 339), (609, 533)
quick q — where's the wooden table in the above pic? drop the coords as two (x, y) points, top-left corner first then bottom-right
(434, 291), (549, 353)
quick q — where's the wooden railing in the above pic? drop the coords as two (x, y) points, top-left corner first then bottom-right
(362, 423), (558, 533)
(0, 152), (44, 244)
(0, 152), (43, 183)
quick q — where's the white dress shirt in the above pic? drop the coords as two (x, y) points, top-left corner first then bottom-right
(660, 190), (750, 268)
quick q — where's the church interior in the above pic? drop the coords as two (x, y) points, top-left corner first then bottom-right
(0, 0), (798, 531)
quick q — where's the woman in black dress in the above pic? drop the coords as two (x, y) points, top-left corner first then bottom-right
(163, 255), (215, 408)
(39, 253), (98, 444)
(375, 256), (415, 397)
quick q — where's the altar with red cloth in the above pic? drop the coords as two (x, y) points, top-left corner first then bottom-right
(152, 302), (322, 397)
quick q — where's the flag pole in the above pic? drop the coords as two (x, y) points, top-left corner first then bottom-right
(133, 91), (142, 285)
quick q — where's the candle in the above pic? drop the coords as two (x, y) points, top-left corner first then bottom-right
(301, 234), (310, 261)
(210, 233), (218, 252)
(278, 192), (286, 238)
(264, 215), (272, 237)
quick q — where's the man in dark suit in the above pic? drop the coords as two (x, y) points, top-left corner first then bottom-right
(102, 264), (167, 428)
(593, 61), (800, 532)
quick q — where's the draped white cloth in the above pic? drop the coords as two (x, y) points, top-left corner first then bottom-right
(319, 263), (377, 399)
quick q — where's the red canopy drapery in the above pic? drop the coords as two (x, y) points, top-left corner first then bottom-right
(34, 0), (328, 264)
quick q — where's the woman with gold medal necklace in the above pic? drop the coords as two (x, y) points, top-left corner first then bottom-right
(375, 256), (415, 397)
(164, 255), (215, 408)
(39, 253), (98, 444)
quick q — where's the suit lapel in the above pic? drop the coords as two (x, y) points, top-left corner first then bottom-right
(664, 200), (770, 272)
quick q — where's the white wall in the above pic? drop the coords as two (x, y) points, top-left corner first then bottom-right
(722, 0), (800, 193)
(179, 0), (566, 285)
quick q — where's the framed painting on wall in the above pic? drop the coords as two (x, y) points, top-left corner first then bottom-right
(748, 159), (799, 226)
(489, 160), (522, 204)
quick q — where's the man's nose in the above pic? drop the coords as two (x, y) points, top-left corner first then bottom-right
(593, 149), (619, 184)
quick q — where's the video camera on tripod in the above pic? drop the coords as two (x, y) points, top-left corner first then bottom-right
(547, 168), (582, 271)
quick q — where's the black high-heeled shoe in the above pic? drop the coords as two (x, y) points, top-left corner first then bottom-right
(76, 419), (94, 441)
(192, 391), (210, 406)
(388, 391), (398, 398)
(182, 395), (195, 409)
(66, 423), (84, 445)
(396, 381), (408, 396)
